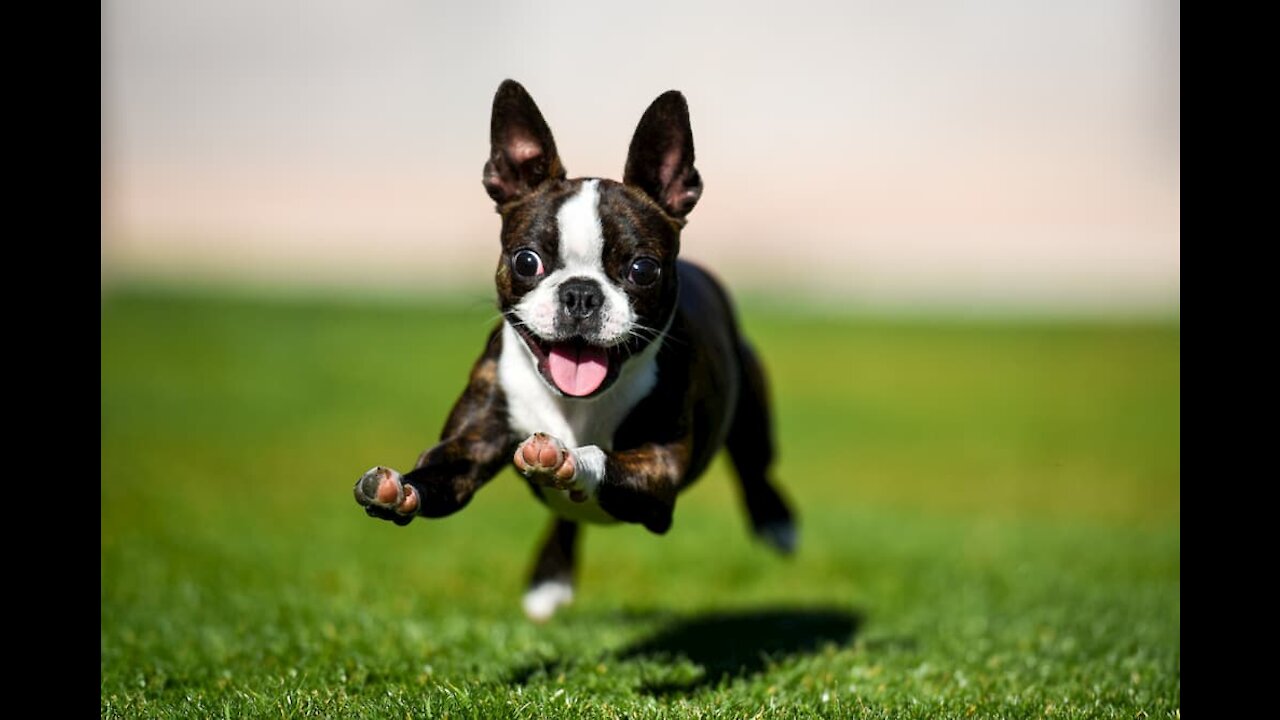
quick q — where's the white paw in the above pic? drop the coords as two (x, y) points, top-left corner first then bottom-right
(521, 579), (574, 622)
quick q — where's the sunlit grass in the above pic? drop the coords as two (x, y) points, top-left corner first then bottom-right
(102, 288), (1178, 718)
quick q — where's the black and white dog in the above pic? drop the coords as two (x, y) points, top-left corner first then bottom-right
(354, 80), (795, 621)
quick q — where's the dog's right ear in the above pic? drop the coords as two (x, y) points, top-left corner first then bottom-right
(482, 80), (565, 205)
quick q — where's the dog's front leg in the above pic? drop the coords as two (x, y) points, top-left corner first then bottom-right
(353, 334), (514, 525)
(352, 444), (487, 525)
(354, 431), (510, 524)
(514, 433), (687, 534)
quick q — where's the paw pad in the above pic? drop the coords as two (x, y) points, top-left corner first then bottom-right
(353, 466), (419, 517)
(513, 433), (576, 488)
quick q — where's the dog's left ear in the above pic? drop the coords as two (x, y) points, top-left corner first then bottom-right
(623, 91), (703, 219)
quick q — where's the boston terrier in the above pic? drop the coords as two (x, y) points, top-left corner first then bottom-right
(353, 80), (796, 621)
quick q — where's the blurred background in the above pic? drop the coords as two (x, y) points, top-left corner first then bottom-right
(102, 0), (1178, 313)
(101, 3), (1179, 715)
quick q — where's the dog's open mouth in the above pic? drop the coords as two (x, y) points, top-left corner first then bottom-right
(512, 325), (625, 397)
(547, 340), (610, 396)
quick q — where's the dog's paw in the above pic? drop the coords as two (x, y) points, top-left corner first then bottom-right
(756, 519), (798, 555)
(353, 466), (419, 523)
(514, 432), (577, 486)
(522, 579), (574, 623)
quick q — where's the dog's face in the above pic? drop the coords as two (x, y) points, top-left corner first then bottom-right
(482, 81), (703, 398)
(493, 178), (679, 398)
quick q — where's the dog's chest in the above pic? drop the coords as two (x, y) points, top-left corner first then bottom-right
(497, 324), (658, 449)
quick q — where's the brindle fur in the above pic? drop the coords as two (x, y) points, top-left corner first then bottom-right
(356, 80), (794, 611)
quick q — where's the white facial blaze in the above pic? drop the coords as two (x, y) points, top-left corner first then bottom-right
(557, 180), (604, 267)
(513, 180), (634, 343)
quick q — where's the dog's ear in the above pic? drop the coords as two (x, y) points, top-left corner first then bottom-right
(623, 90), (702, 219)
(482, 80), (566, 205)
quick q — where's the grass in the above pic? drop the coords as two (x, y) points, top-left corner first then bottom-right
(101, 287), (1179, 718)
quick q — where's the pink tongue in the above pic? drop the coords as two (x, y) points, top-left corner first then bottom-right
(547, 343), (609, 396)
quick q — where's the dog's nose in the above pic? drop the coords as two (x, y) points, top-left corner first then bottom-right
(559, 278), (603, 319)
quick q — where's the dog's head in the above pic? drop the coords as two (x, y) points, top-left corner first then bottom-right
(483, 80), (703, 399)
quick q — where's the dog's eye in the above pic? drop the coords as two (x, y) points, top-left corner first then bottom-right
(512, 249), (544, 278)
(628, 257), (660, 286)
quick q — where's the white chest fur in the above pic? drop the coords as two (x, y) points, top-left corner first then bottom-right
(498, 322), (663, 522)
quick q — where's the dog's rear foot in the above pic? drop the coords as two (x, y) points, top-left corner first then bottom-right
(353, 466), (419, 525)
(746, 483), (798, 555)
(755, 519), (798, 555)
(522, 579), (574, 622)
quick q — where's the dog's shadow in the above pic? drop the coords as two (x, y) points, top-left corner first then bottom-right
(510, 606), (862, 695)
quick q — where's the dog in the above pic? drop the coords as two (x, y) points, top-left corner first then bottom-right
(353, 80), (796, 621)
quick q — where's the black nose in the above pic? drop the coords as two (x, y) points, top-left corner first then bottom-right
(559, 278), (603, 319)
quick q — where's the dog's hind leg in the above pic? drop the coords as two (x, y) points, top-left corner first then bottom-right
(522, 518), (579, 622)
(726, 341), (797, 554)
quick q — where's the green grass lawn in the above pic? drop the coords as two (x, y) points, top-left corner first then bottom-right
(101, 288), (1179, 719)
